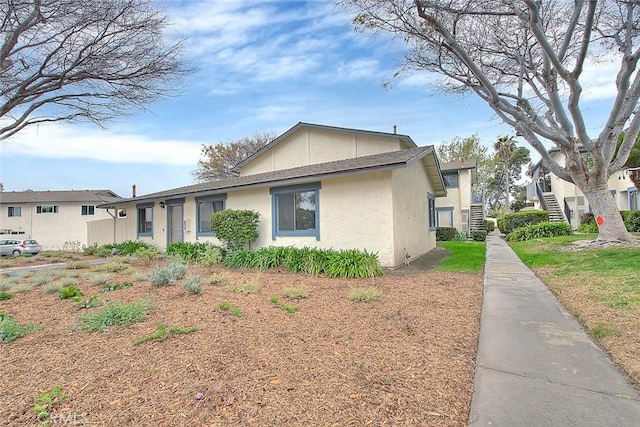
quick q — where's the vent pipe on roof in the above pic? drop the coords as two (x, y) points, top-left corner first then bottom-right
(132, 184), (136, 198)
(393, 125), (397, 134)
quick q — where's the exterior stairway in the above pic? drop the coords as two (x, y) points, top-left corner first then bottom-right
(469, 204), (486, 234)
(542, 193), (566, 223)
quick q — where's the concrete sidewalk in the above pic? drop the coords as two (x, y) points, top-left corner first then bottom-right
(469, 235), (640, 426)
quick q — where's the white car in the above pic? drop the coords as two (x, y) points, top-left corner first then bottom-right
(0, 239), (42, 256)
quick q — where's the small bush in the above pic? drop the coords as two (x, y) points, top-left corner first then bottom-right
(227, 280), (260, 295)
(167, 261), (188, 280)
(58, 285), (84, 300)
(182, 276), (203, 295)
(76, 295), (102, 310)
(621, 210), (640, 232)
(506, 221), (573, 241)
(223, 248), (258, 269)
(92, 261), (131, 273)
(95, 246), (113, 258)
(33, 385), (67, 423)
(65, 261), (89, 270)
(83, 244), (99, 256)
(206, 272), (231, 286)
(283, 286), (309, 300)
(57, 277), (76, 288)
(84, 273), (114, 286)
(101, 281), (133, 292)
(112, 240), (156, 256)
(348, 287), (381, 302)
(11, 283), (32, 293)
(436, 227), (459, 241)
(497, 217), (506, 234)
(580, 212), (595, 225)
(44, 283), (64, 294)
(133, 323), (198, 346)
(29, 273), (51, 286)
(210, 209), (260, 250)
(78, 299), (151, 332)
(199, 245), (224, 266)
(471, 230), (487, 241)
(577, 221), (598, 233)
(0, 291), (13, 300)
(501, 210), (549, 234)
(135, 246), (159, 265)
(148, 267), (173, 287)
(218, 301), (243, 317)
(0, 312), (40, 342)
(486, 220), (496, 232)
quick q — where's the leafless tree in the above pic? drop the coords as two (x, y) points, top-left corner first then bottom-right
(344, 0), (640, 242)
(0, 0), (185, 140)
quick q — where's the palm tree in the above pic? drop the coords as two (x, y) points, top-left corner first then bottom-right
(494, 135), (517, 212)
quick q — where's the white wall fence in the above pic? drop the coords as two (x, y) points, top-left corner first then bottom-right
(87, 218), (128, 247)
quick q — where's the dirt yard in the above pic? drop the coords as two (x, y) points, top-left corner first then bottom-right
(0, 256), (483, 426)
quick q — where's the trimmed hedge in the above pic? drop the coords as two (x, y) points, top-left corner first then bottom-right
(498, 210), (549, 234)
(578, 210), (640, 233)
(506, 222), (573, 241)
(486, 220), (496, 232)
(472, 230), (487, 241)
(436, 227), (459, 241)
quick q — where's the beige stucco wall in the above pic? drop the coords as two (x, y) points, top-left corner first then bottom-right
(87, 217), (129, 246)
(0, 202), (116, 250)
(238, 127), (404, 176)
(391, 161), (436, 265)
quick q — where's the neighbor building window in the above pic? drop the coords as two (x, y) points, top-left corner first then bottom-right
(137, 204), (153, 236)
(81, 205), (95, 215)
(196, 195), (226, 236)
(443, 172), (459, 188)
(270, 183), (320, 240)
(36, 205), (58, 214)
(428, 193), (436, 230)
(7, 206), (21, 217)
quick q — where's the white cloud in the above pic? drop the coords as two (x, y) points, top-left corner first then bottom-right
(2, 123), (203, 166)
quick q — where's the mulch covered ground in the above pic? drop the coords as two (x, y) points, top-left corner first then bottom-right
(1, 255), (483, 426)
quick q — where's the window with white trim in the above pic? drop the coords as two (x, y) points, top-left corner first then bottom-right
(428, 194), (436, 230)
(7, 206), (21, 217)
(36, 205), (58, 214)
(81, 205), (95, 215)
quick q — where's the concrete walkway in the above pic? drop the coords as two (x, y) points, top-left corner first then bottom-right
(469, 234), (640, 426)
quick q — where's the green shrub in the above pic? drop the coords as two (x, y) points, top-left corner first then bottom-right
(348, 287), (381, 302)
(580, 212), (595, 225)
(0, 311), (40, 342)
(471, 230), (487, 241)
(206, 272), (231, 286)
(148, 267), (173, 287)
(65, 260), (90, 270)
(83, 244), (99, 256)
(95, 246), (113, 258)
(436, 227), (459, 241)
(58, 285), (84, 300)
(577, 221), (598, 233)
(101, 281), (133, 292)
(621, 210), (640, 232)
(167, 261), (188, 280)
(11, 283), (32, 293)
(182, 276), (203, 295)
(76, 295), (102, 310)
(57, 277), (76, 288)
(223, 249), (258, 269)
(44, 283), (64, 294)
(29, 273), (51, 286)
(92, 261), (131, 273)
(486, 220), (496, 232)
(506, 221), (573, 241)
(167, 242), (205, 262)
(112, 240), (156, 256)
(502, 210), (549, 234)
(324, 249), (383, 278)
(198, 245), (224, 266)
(210, 209), (260, 250)
(78, 299), (151, 332)
(33, 385), (67, 423)
(497, 217), (506, 234)
(135, 246), (159, 265)
(0, 291), (13, 300)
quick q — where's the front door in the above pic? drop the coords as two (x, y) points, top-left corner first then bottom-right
(168, 204), (183, 244)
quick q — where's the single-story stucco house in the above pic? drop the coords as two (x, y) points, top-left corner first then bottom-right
(95, 123), (447, 268)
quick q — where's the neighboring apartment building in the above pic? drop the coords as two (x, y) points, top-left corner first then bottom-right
(527, 148), (638, 228)
(95, 122), (447, 268)
(435, 160), (485, 235)
(0, 190), (124, 250)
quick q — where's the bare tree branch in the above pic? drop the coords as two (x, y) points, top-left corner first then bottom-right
(0, 0), (186, 140)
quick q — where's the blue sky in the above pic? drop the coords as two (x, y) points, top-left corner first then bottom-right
(0, 0), (620, 198)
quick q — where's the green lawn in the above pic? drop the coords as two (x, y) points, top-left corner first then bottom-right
(436, 241), (486, 273)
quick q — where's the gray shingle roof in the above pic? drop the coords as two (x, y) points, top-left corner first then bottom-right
(0, 190), (123, 204)
(101, 146), (444, 207)
(440, 159), (477, 171)
(231, 122), (418, 172)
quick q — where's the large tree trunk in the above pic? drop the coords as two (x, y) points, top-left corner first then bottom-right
(583, 186), (634, 242)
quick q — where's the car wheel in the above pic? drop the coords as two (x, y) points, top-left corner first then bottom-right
(12, 249), (21, 256)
